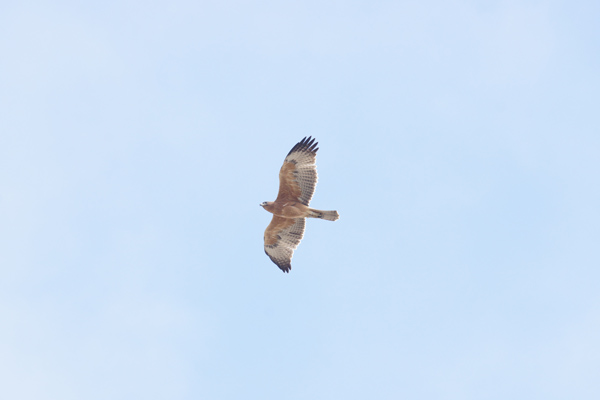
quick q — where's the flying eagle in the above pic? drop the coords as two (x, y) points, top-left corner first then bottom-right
(260, 137), (339, 273)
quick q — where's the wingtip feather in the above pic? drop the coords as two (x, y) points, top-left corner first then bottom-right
(287, 136), (319, 156)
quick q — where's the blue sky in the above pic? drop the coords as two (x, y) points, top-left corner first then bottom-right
(1, 1), (599, 399)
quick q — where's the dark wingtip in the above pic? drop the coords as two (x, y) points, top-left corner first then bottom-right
(279, 264), (291, 273)
(266, 251), (292, 273)
(287, 136), (319, 156)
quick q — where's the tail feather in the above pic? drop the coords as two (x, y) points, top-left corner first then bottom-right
(308, 208), (340, 221)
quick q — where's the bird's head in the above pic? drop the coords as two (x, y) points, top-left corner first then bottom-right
(259, 201), (270, 208)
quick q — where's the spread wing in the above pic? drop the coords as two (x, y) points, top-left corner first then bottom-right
(276, 136), (319, 206)
(264, 216), (306, 273)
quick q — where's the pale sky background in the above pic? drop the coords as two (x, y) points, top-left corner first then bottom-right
(1, 1), (599, 399)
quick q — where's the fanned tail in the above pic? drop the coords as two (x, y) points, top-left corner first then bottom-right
(308, 208), (340, 221)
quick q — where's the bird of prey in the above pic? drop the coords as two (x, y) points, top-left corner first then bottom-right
(260, 137), (339, 273)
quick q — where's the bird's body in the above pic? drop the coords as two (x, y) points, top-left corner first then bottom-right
(261, 200), (338, 220)
(261, 137), (339, 273)
(261, 201), (310, 219)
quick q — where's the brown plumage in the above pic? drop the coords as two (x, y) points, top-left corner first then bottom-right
(261, 137), (339, 273)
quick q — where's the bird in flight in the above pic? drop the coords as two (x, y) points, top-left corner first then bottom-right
(260, 137), (339, 273)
